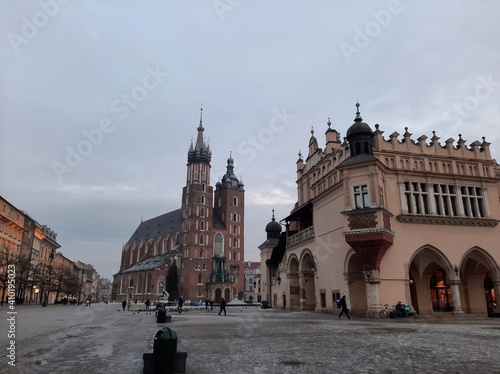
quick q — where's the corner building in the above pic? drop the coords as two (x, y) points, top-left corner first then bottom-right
(261, 103), (500, 317)
(114, 111), (245, 303)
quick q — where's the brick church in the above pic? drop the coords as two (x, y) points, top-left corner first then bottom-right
(113, 110), (245, 303)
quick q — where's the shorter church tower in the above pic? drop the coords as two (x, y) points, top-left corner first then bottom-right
(209, 154), (245, 302)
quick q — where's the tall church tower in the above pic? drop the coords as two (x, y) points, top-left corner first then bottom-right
(180, 108), (214, 300)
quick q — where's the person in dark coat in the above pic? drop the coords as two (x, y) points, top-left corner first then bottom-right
(205, 297), (209, 311)
(338, 294), (351, 319)
(219, 298), (227, 316)
(121, 299), (126, 311)
(487, 302), (500, 318)
(210, 298), (214, 311)
(178, 297), (184, 313)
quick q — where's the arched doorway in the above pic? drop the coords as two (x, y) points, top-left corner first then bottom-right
(215, 288), (222, 302)
(460, 248), (499, 314)
(346, 251), (367, 316)
(408, 246), (455, 315)
(300, 251), (316, 311)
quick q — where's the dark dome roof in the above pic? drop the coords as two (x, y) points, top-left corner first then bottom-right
(346, 121), (373, 137)
(265, 219), (282, 233)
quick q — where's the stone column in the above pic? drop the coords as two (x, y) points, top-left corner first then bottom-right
(449, 280), (464, 315)
(364, 269), (382, 318)
(299, 273), (307, 311)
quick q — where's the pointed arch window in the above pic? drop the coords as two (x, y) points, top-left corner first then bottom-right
(201, 195), (205, 204)
(233, 197), (238, 206)
(200, 221), (205, 231)
(202, 183), (206, 192)
(201, 207), (205, 218)
(214, 232), (224, 255)
(200, 234), (204, 245)
(147, 273), (153, 293)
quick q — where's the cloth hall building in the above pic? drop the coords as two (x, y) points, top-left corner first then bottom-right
(113, 112), (245, 303)
(260, 103), (500, 318)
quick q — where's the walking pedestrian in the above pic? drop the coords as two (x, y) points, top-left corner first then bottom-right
(127, 299), (132, 311)
(122, 299), (126, 311)
(145, 299), (151, 311)
(338, 294), (351, 319)
(178, 297), (184, 313)
(205, 297), (209, 311)
(218, 298), (227, 316)
(210, 298), (214, 311)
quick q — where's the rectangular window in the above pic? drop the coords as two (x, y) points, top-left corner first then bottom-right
(461, 186), (485, 218)
(432, 184), (458, 217)
(320, 292), (326, 308)
(405, 181), (486, 219)
(404, 182), (429, 214)
(354, 185), (369, 209)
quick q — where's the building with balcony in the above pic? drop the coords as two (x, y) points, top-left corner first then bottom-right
(261, 102), (500, 317)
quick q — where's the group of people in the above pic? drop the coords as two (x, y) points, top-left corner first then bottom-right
(121, 299), (133, 311)
(203, 297), (226, 315)
(205, 297), (214, 311)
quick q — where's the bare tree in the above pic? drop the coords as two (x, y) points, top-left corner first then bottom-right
(0, 245), (15, 305)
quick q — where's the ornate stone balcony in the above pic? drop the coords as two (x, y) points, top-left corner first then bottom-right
(287, 226), (315, 246)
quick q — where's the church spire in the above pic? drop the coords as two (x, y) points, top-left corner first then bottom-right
(188, 106), (212, 164)
(195, 104), (205, 151)
(354, 99), (363, 123)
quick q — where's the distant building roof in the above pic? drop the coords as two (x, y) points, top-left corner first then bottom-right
(243, 261), (260, 270)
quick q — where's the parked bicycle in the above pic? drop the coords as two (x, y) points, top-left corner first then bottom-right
(379, 304), (401, 319)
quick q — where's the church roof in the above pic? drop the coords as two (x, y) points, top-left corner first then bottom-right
(337, 153), (378, 168)
(212, 211), (226, 229)
(126, 209), (181, 245)
(120, 248), (180, 274)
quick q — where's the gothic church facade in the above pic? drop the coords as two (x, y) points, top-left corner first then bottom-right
(113, 112), (245, 303)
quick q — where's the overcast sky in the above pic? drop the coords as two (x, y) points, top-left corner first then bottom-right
(1, 1), (499, 280)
